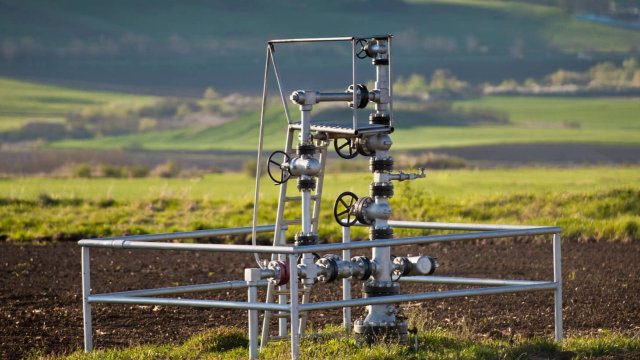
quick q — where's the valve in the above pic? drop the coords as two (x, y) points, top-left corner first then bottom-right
(334, 192), (392, 227)
(355, 38), (370, 59)
(334, 138), (358, 159)
(333, 191), (358, 227)
(267, 151), (291, 184)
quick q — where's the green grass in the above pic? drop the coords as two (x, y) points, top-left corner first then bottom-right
(1, 167), (638, 242)
(39, 326), (640, 360)
(0, 77), (156, 131)
(53, 95), (640, 151)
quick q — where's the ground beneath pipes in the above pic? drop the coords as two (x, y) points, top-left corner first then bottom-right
(1, 240), (639, 359)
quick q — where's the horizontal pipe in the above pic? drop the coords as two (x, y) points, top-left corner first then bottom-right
(269, 37), (355, 44)
(386, 220), (548, 231)
(399, 276), (548, 286)
(316, 92), (353, 102)
(298, 282), (559, 312)
(88, 295), (290, 312)
(99, 280), (269, 298)
(292, 227), (561, 254)
(79, 240), (296, 254)
(78, 225), (279, 243)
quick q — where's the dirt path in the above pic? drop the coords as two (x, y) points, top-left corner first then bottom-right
(1, 240), (639, 359)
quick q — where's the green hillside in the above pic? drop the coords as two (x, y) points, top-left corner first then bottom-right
(53, 96), (640, 151)
(1, 0), (638, 93)
(0, 77), (155, 131)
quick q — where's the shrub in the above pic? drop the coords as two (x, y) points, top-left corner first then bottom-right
(74, 164), (92, 178)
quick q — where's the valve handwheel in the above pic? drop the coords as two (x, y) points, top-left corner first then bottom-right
(355, 38), (370, 59)
(334, 191), (359, 227)
(267, 151), (291, 184)
(334, 138), (358, 159)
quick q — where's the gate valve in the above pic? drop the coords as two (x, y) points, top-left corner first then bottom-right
(356, 134), (392, 156)
(392, 255), (438, 278)
(334, 137), (359, 159)
(334, 192), (392, 227)
(389, 168), (426, 182)
(267, 151), (321, 184)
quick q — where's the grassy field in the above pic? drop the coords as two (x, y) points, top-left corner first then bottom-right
(1, 167), (638, 242)
(0, 77), (156, 131)
(53, 95), (640, 151)
(38, 326), (640, 360)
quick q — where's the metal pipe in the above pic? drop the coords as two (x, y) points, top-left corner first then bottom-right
(553, 232), (563, 342)
(352, 38), (357, 130)
(386, 220), (548, 231)
(291, 227), (562, 254)
(269, 47), (292, 125)
(248, 283), (259, 359)
(342, 226), (352, 332)
(315, 92), (353, 102)
(78, 240), (296, 254)
(399, 276), (549, 286)
(289, 254), (300, 360)
(299, 282), (559, 312)
(269, 37), (355, 44)
(88, 295), (290, 312)
(79, 225), (277, 243)
(252, 45), (273, 269)
(81, 247), (92, 352)
(301, 190), (312, 234)
(98, 280), (268, 298)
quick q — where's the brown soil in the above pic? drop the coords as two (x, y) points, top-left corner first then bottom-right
(1, 240), (639, 359)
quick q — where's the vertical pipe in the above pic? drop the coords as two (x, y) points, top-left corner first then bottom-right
(278, 233), (289, 337)
(248, 283), (259, 359)
(352, 38), (357, 130)
(252, 45), (272, 268)
(81, 246), (93, 352)
(387, 35), (393, 127)
(289, 254), (300, 360)
(342, 226), (352, 332)
(301, 191), (312, 234)
(300, 108), (311, 145)
(553, 232), (563, 342)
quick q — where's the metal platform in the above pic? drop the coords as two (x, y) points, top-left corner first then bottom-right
(289, 121), (392, 137)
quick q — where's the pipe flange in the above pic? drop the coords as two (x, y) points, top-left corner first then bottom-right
(370, 227), (394, 240)
(267, 260), (289, 286)
(296, 144), (316, 156)
(316, 254), (339, 283)
(363, 280), (399, 298)
(347, 84), (370, 109)
(369, 113), (391, 126)
(354, 319), (408, 345)
(369, 157), (394, 172)
(294, 233), (318, 246)
(350, 256), (374, 280)
(370, 182), (394, 198)
(297, 178), (316, 191)
(372, 58), (389, 66)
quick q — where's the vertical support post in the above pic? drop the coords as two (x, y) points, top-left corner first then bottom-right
(247, 281), (259, 359)
(553, 232), (563, 342)
(351, 38), (357, 130)
(289, 254), (300, 360)
(81, 246), (93, 352)
(342, 226), (352, 332)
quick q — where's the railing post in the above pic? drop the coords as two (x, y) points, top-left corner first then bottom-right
(553, 232), (563, 342)
(289, 254), (300, 360)
(81, 246), (93, 352)
(245, 269), (261, 360)
(342, 226), (352, 332)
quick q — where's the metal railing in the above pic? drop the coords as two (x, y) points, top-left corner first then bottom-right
(80, 221), (562, 360)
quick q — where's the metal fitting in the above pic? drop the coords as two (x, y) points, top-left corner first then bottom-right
(266, 260), (289, 286)
(287, 156), (321, 177)
(350, 256), (375, 280)
(393, 255), (438, 276)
